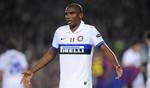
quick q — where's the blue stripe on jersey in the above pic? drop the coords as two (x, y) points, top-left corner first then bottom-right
(96, 41), (105, 48)
(51, 46), (59, 50)
(59, 44), (92, 49)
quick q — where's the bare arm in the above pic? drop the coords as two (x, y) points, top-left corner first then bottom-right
(99, 44), (120, 67)
(99, 44), (123, 79)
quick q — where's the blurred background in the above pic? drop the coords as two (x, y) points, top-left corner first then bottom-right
(0, 0), (150, 88)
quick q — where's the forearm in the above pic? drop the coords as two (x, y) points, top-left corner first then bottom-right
(30, 49), (58, 73)
(104, 49), (120, 67)
(100, 44), (120, 67)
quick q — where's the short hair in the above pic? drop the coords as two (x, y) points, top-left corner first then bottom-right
(130, 38), (140, 46)
(66, 3), (83, 13)
(6, 37), (17, 49)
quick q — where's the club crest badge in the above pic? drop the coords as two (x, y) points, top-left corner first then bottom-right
(77, 36), (84, 42)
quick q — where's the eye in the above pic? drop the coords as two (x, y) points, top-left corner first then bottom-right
(69, 12), (75, 15)
(65, 12), (68, 15)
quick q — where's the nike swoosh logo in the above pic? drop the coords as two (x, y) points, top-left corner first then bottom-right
(61, 38), (65, 40)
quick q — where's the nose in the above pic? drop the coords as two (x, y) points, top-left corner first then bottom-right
(65, 14), (70, 20)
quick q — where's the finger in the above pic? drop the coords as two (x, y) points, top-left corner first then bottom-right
(26, 80), (31, 85)
(26, 83), (31, 88)
(24, 78), (30, 85)
(20, 77), (26, 84)
(23, 80), (29, 87)
(22, 72), (26, 75)
(22, 71), (27, 74)
(115, 74), (121, 80)
(22, 70), (30, 74)
(24, 83), (29, 88)
(115, 77), (118, 79)
(20, 78), (24, 84)
(115, 76), (120, 80)
(24, 83), (30, 88)
(24, 80), (30, 88)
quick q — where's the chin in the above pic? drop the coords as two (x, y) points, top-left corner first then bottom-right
(69, 23), (76, 28)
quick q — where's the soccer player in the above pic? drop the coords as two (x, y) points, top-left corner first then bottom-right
(20, 3), (123, 88)
(121, 40), (145, 88)
(0, 38), (28, 88)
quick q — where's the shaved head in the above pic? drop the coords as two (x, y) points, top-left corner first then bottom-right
(65, 3), (83, 30)
(66, 3), (83, 13)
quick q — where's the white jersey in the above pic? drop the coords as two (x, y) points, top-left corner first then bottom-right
(122, 48), (142, 67)
(0, 49), (28, 88)
(52, 21), (104, 88)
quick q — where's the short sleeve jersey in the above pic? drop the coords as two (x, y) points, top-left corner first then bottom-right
(52, 21), (104, 88)
(0, 49), (28, 88)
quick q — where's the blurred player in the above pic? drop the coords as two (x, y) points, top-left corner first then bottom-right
(122, 40), (143, 67)
(0, 38), (28, 88)
(146, 31), (150, 88)
(20, 3), (123, 88)
(121, 40), (145, 88)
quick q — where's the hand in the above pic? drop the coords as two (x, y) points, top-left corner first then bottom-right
(115, 65), (123, 80)
(20, 70), (33, 88)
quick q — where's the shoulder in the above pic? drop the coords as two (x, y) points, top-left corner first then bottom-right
(13, 50), (26, 59)
(0, 52), (6, 60)
(84, 24), (95, 29)
(56, 25), (69, 33)
(0, 50), (10, 59)
(17, 51), (26, 57)
(83, 24), (99, 35)
(123, 49), (133, 56)
(84, 24), (97, 32)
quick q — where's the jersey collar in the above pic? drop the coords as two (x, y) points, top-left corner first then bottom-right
(68, 20), (85, 34)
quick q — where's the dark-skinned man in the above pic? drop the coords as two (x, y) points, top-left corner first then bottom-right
(21, 3), (123, 88)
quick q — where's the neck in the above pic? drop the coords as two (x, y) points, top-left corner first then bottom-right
(70, 21), (81, 32)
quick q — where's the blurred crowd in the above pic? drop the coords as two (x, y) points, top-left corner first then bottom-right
(0, 0), (150, 88)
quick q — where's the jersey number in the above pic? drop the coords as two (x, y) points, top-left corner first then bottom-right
(9, 62), (22, 74)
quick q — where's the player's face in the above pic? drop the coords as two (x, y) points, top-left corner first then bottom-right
(133, 43), (141, 52)
(65, 6), (83, 28)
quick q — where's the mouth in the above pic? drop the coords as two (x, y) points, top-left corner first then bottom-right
(67, 20), (72, 24)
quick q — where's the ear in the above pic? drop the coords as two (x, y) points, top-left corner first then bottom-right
(79, 13), (83, 19)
